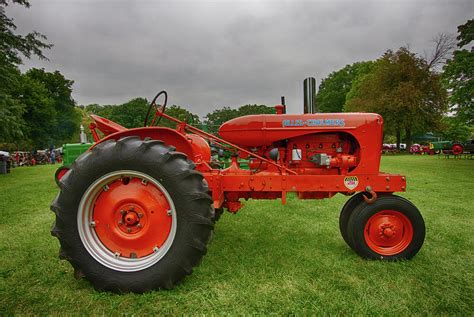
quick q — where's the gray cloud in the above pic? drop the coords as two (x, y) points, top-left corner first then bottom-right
(7, 0), (473, 117)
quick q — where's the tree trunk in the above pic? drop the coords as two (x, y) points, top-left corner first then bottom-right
(396, 130), (401, 150)
(405, 128), (412, 150)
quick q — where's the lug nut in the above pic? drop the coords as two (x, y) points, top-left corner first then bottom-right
(167, 210), (172, 216)
(89, 221), (96, 227)
(127, 228), (132, 233)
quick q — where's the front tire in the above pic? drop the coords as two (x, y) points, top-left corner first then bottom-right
(346, 195), (425, 260)
(339, 193), (365, 249)
(50, 136), (213, 292)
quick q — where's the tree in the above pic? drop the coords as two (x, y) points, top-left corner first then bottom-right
(426, 33), (457, 71)
(17, 75), (56, 148)
(346, 47), (447, 148)
(442, 19), (473, 124)
(160, 105), (201, 128)
(204, 107), (239, 135)
(0, 93), (24, 142)
(0, 0), (52, 146)
(106, 98), (149, 129)
(85, 99), (201, 130)
(25, 68), (80, 146)
(315, 62), (373, 113)
(0, 0), (52, 66)
(204, 104), (273, 135)
(441, 116), (472, 142)
(236, 104), (275, 116)
(0, 65), (24, 143)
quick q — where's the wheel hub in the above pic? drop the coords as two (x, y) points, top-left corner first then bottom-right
(364, 210), (413, 255)
(380, 223), (395, 238)
(124, 210), (139, 225)
(116, 205), (145, 234)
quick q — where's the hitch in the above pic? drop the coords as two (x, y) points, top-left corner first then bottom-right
(362, 187), (378, 204)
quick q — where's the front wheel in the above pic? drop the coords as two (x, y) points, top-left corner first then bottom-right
(346, 195), (425, 260)
(51, 136), (213, 292)
(339, 192), (365, 249)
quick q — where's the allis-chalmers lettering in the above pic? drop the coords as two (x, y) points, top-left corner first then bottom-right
(282, 118), (345, 127)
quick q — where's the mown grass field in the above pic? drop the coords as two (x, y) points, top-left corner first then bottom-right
(0, 155), (473, 315)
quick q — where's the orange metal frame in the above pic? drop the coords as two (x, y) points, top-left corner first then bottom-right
(89, 109), (407, 213)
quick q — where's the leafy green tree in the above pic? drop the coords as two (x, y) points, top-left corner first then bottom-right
(442, 19), (473, 124)
(237, 104), (275, 116)
(24, 68), (80, 146)
(160, 105), (201, 128)
(204, 104), (273, 135)
(316, 62), (373, 113)
(0, 93), (24, 142)
(204, 107), (239, 134)
(85, 99), (201, 130)
(17, 75), (56, 148)
(346, 47), (447, 148)
(0, 65), (24, 143)
(106, 98), (149, 128)
(0, 0), (52, 146)
(0, 0), (52, 66)
(441, 116), (472, 141)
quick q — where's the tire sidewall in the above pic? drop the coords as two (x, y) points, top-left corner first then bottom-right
(57, 137), (212, 291)
(339, 192), (365, 248)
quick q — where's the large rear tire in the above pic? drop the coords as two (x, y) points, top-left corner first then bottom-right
(50, 136), (213, 292)
(346, 195), (425, 260)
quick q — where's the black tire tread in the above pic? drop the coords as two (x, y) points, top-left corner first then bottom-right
(50, 136), (213, 293)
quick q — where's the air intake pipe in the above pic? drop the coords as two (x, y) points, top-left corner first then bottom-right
(303, 77), (317, 113)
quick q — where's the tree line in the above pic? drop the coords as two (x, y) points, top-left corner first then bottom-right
(81, 102), (274, 137)
(316, 19), (473, 147)
(1, 1), (472, 151)
(1, 0), (80, 150)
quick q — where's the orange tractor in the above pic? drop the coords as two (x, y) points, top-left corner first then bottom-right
(51, 90), (425, 292)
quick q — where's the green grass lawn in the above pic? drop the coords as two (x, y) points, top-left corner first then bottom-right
(1, 156), (473, 315)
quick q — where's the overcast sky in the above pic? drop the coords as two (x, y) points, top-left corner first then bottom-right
(7, 0), (473, 117)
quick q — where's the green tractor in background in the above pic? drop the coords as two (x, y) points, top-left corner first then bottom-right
(54, 143), (92, 185)
(429, 139), (474, 155)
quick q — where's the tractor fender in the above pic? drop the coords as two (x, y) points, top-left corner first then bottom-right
(90, 127), (198, 161)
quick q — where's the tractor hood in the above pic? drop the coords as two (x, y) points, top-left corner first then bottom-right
(218, 113), (383, 147)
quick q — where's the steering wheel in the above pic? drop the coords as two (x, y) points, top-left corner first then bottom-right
(144, 90), (168, 127)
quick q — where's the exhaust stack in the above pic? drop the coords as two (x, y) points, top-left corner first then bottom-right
(303, 77), (317, 113)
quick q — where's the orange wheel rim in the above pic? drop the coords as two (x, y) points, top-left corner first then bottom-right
(77, 170), (176, 272)
(364, 210), (413, 256)
(93, 177), (172, 259)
